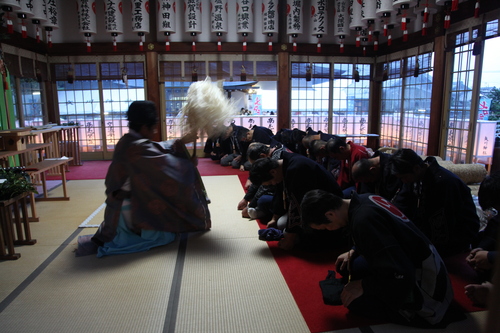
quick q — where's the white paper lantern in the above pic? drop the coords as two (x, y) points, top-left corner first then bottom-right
(412, 9), (422, 32)
(31, 0), (45, 23)
(14, 0), (35, 38)
(105, 0), (124, 35)
(42, 0), (58, 48)
(372, 17), (383, 34)
(349, 0), (367, 31)
(132, 0), (149, 51)
(0, 0), (21, 11)
(376, 0), (394, 17)
(210, 0), (227, 34)
(105, 0), (123, 51)
(333, 0), (350, 38)
(16, 0), (34, 17)
(77, 0), (97, 35)
(262, 0), (278, 35)
(132, 0), (150, 34)
(184, 0), (202, 34)
(414, 0), (439, 15)
(311, 0), (327, 37)
(387, 11), (400, 28)
(236, 0), (253, 35)
(361, 0), (377, 24)
(0, 0), (20, 34)
(392, 0), (417, 9)
(286, 0), (303, 37)
(77, 0), (96, 52)
(30, 0), (45, 42)
(158, 0), (176, 33)
(43, 0), (59, 30)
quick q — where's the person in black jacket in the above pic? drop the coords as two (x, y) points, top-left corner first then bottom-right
(388, 148), (480, 258)
(300, 189), (454, 327)
(249, 152), (346, 251)
(465, 172), (500, 307)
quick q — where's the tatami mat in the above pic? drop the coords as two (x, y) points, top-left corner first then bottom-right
(0, 176), (309, 333)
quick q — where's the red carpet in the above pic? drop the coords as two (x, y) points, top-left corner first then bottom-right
(58, 158), (482, 332)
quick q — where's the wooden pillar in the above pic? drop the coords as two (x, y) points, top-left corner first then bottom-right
(368, 78), (382, 150)
(45, 81), (58, 124)
(427, 35), (447, 157)
(277, 51), (290, 131)
(145, 51), (161, 141)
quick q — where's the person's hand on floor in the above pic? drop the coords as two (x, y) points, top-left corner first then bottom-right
(341, 280), (363, 307)
(237, 199), (248, 210)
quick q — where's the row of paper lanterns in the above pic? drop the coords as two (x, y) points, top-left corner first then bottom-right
(0, 0), (477, 53)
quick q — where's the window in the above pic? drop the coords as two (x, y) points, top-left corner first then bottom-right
(380, 53), (433, 155)
(445, 32), (478, 163)
(55, 62), (145, 158)
(291, 62), (330, 131)
(18, 78), (45, 127)
(332, 63), (371, 144)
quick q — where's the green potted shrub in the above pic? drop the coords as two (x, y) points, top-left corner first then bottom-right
(0, 168), (37, 201)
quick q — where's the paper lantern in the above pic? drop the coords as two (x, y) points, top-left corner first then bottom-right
(392, 0), (417, 10)
(30, 0), (46, 43)
(262, 0), (278, 51)
(184, 0), (201, 34)
(158, 0), (176, 51)
(311, 0), (327, 53)
(237, 0), (253, 51)
(286, 0), (302, 52)
(210, 0), (227, 51)
(15, 0), (35, 38)
(349, 0), (367, 31)
(0, 0), (21, 34)
(105, 0), (124, 51)
(184, 0), (201, 51)
(43, 0), (59, 48)
(286, 0), (303, 36)
(333, 0), (350, 39)
(77, 0), (97, 52)
(361, 0), (377, 24)
(376, 0), (394, 17)
(132, 0), (150, 51)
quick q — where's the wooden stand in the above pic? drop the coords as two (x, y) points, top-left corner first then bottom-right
(0, 192), (36, 260)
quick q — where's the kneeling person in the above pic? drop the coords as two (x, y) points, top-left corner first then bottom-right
(300, 189), (453, 327)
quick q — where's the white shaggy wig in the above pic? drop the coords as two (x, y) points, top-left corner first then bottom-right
(179, 77), (237, 138)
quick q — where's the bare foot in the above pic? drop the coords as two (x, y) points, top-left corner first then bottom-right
(241, 207), (250, 218)
(465, 282), (493, 307)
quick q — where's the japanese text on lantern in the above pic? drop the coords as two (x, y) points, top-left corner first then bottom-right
(263, 1), (276, 32)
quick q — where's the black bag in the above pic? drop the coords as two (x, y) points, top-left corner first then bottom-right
(319, 270), (345, 306)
